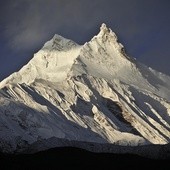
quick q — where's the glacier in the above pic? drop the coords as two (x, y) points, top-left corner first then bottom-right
(0, 23), (170, 155)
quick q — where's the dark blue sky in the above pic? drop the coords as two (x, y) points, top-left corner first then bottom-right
(0, 0), (170, 81)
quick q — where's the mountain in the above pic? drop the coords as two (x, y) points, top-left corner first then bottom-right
(0, 23), (170, 156)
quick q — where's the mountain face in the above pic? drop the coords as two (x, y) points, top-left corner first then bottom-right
(0, 23), (170, 154)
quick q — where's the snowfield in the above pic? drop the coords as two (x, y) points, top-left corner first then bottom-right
(0, 23), (170, 154)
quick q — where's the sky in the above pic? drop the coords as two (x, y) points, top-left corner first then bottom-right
(0, 0), (170, 81)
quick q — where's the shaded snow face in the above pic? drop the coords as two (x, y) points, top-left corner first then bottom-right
(0, 23), (170, 153)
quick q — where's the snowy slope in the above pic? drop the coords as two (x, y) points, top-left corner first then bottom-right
(0, 23), (170, 153)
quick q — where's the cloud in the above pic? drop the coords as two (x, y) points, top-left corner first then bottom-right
(1, 0), (145, 51)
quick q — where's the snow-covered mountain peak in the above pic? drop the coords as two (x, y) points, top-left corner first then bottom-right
(96, 23), (118, 42)
(0, 24), (170, 154)
(70, 24), (134, 83)
(99, 23), (110, 34)
(43, 34), (79, 51)
(0, 34), (81, 87)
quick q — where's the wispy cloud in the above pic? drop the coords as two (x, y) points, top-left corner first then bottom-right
(0, 0), (146, 51)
